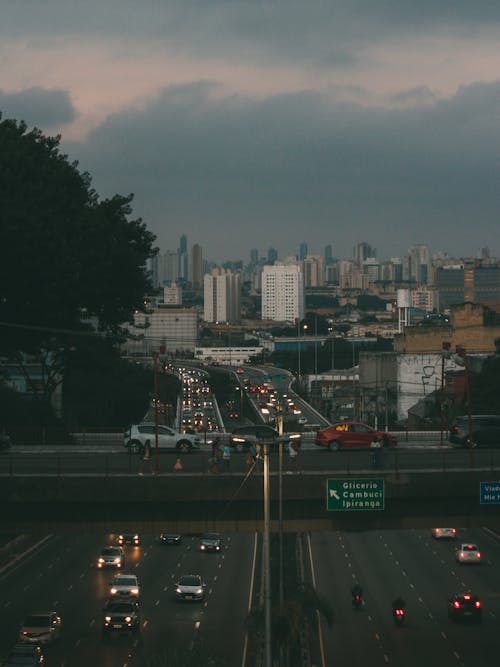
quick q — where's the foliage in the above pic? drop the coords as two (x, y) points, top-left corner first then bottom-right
(0, 116), (157, 418)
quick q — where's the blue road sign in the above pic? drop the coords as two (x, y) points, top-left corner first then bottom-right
(480, 481), (500, 504)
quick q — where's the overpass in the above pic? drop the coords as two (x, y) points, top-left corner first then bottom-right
(1, 467), (500, 533)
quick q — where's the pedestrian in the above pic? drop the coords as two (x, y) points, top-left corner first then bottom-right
(221, 443), (231, 472)
(287, 438), (302, 473)
(370, 436), (383, 469)
(138, 439), (153, 475)
(173, 456), (183, 472)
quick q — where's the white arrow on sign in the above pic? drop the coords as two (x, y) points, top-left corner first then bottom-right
(329, 489), (340, 500)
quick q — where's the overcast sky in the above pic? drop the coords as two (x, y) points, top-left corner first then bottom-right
(2, 1), (500, 263)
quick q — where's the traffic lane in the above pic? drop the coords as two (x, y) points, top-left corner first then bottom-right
(361, 528), (500, 667)
(309, 529), (483, 667)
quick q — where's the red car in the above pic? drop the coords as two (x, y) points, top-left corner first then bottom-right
(315, 421), (397, 452)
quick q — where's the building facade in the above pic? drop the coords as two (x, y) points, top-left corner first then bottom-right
(203, 269), (241, 324)
(261, 263), (305, 322)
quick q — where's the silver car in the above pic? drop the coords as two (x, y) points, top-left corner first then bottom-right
(123, 423), (201, 454)
(456, 543), (482, 564)
(175, 574), (206, 601)
(97, 546), (125, 569)
(19, 612), (62, 644)
(110, 574), (140, 597)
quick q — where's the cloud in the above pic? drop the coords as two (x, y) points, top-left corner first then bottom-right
(0, 87), (76, 129)
(62, 78), (500, 261)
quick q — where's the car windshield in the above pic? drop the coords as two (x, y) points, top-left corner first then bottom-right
(462, 544), (478, 551)
(106, 602), (135, 612)
(179, 576), (201, 586)
(7, 657), (38, 665)
(114, 577), (136, 586)
(22, 615), (52, 627)
(102, 548), (120, 555)
(203, 533), (220, 540)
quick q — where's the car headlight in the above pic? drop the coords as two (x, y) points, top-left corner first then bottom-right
(196, 588), (203, 595)
(105, 616), (111, 622)
(176, 587), (182, 593)
(98, 558), (104, 563)
(114, 558), (120, 564)
(110, 587), (117, 594)
(131, 588), (139, 595)
(200, 545), (205, 550)
(125, 616), (132, 623)
(216, 545), (220, 551)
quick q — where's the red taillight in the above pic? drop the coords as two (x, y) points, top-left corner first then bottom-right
(476, 552), (481, 558)
(395, 608), (404, 616)
(464, 594), (471, 600)
(453, 601), (460, 608)
(452, 425), (459, 432)
(452, 529), (456, 534)
(475, 600), (481, 608)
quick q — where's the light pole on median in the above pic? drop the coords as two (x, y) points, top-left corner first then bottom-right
(152, 350), (159, 475)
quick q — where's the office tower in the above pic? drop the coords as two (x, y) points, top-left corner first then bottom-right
(362, 258), (380, 284)
(301, 255), (325, 287)
(177, 235), (188, 282)
(324, 244), (333, 265)
(190, 243), (203, 288)
(299, 242), (308, 261)
(354, 242), (376, 267)
(408, 244), (432, 285)
(203, 268), (241, 323)
(267, 247), (278, 265)
(390, 257), (403, 283)
(261, 263), (305, 322)
(250, 248), (259, 265)
(179, 234), (187, 254)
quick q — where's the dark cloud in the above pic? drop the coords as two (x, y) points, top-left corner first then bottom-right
(64, 79), (500, 261)
(0, 87), (76, 130)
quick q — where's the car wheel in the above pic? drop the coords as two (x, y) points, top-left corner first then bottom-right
(177, 440), (192, 453)
(129, 440), (143, 454)
(328, 440), (340, 452)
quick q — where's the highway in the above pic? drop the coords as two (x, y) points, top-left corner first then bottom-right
(1, 527), (500, 665)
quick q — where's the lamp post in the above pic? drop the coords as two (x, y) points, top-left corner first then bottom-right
(456, 346), (474, 467)
(152, 351), (159, 475)
(440, 342), (451, 446)
(313, 314), (318, 407)
(263, 441), (272, 667)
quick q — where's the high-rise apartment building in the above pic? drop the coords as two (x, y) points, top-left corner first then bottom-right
(301, 255), (325, 287)
(261, 263), (305, 322)
(408, 244), (432, 285)
(324, 244), (333, 265)
(354, 242), (376, 266)
(163, 283), (182, 305)
(299, 242), (308, 261)
(204, 268), (241, 324)
(177, 235), (188, 283)
(190, 243), (203, 288)
(267, 247), (278, 264)
(250, 248), (259, 265)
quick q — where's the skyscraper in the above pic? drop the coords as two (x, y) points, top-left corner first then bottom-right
(204, 268), (241, 323)
(190, 243), (203, 288)
(261, 263), (305, 322)
(299, 242), (308, 261)
(178, 235), (188, 283)
(324, 244), (333, 265)
(267, 247), (278, 265)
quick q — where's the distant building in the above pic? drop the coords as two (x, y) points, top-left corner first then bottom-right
(299, 242), (308, 261)
(190, 243), (203, 288)
(411, 286), (436, 312)
(408, 244), (432, 285)
(203, 268), (241, 324)
(261, 263), (305, 322)
(123, 307), (198, 355)
(301, 255), (325, 287)
(163, 283), (182, 305)
(437, 265), (500, 311)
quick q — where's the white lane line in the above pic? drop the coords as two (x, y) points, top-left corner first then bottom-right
(155, 599), (160, 606)
(195, 621), (201, 630)
(89, 619), (95, 627)
(384, 655), (390, 663)
(453, 651), (460, 661)
(241, 533), (258, 667)
(306, 533), (327, 667)
(441, 631), (447, 640)
(4, 601), (11, 608)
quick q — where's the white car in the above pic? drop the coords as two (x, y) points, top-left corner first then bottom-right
(110, 574), (140, 597)
(123, 423), (201, 454)
(175, 574), (206, 601)
(97, 546), (125, 569)
(456, 543), (482, 564)
(431, 528), (456, 540)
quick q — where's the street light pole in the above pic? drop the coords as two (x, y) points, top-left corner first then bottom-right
(152, 351), (159, 475)
(314, 314), (318, 407)
(263, 441), (272, 667)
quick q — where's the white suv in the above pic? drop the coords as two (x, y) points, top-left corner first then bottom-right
(123, 423), (201, 454)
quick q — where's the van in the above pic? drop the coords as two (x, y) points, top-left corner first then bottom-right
(449, 415), (500, 448)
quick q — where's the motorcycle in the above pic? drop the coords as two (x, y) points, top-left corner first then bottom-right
(352, 592), (364, 609)
(393, 607), (405, 626)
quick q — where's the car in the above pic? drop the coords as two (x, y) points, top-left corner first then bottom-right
(117, 533), (140, 546)
(109, 574), (140, 597)
(102, 599), (140, 636)
(448, 593), (482, 622)
(123, 423), (201, 454)
(18, 612), (61, 645)
(159, 532), (182, 545)
(97, 546), (125, 569)
(199, 532), (222, 552)
(455, 543), (482, 564)
(229, 425), (299, 452)
(175, 574), (206, 601)
(431, 528), (456, 539)
(449, 415), (500, 448)
(315, 421), (397, 452)
(3, 644), (44, 666)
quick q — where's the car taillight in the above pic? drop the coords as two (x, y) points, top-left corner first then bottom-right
(395, 609), (404, 616)
(452, 425), (459, 432)
(476, 552), (481, 558)
(453, 601), (460, 608)
(475, 601), (481, 608)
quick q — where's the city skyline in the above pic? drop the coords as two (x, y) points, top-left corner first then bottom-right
(2, 2), (500, 261)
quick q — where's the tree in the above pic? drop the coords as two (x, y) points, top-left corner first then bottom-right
(0, 116), (156, 418)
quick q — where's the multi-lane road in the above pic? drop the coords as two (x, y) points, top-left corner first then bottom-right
(1, 526), (500, 666)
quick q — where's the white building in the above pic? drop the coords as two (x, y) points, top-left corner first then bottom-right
(203, 269), (241, 323)
(261, 263), (305, 322)
(163, 283), (182, 305)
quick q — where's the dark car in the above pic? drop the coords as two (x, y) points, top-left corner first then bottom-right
(229, 425), (298, 451)
(117, 533), (141, 546)
(4, 644), (44, 666)
(159, 532), (182, 545)
(315, 421), (397, 452)
(449, 415), (500, 448)
(448, 593), (482, 622)
(199, 532), (222, 552)
(102, 599), (140, 636)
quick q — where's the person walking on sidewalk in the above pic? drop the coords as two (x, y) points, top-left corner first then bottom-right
(287, 439), (302, 473)
(173, 456), (183, 472)
(138, 440), (153, 475)
(221, 443), (231, 472)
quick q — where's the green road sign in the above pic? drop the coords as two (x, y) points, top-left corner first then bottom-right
(327, 478), (385, 511)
